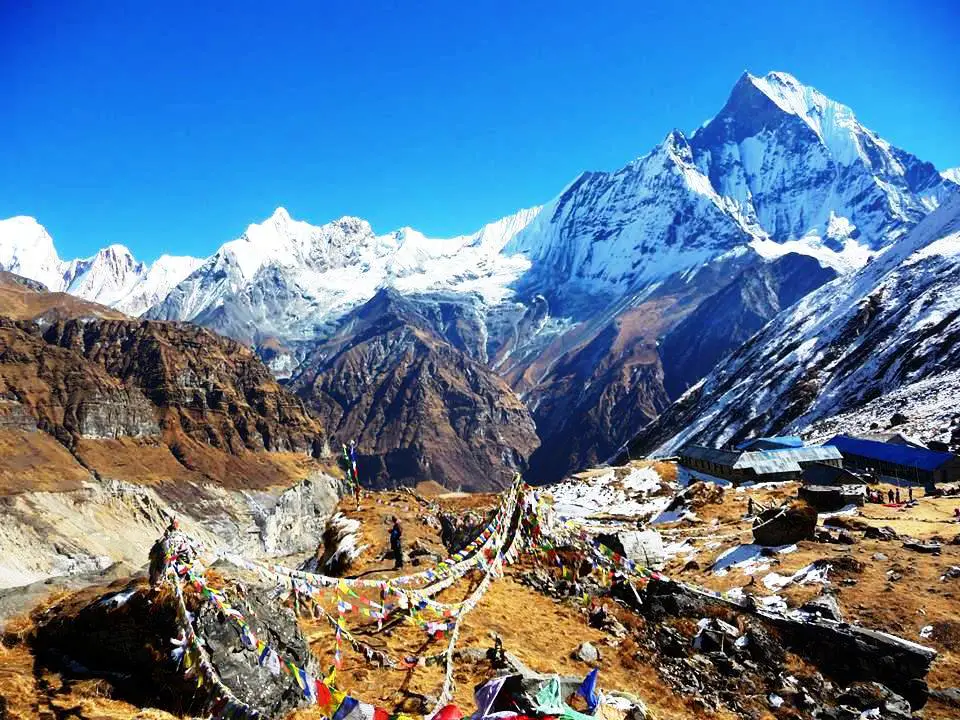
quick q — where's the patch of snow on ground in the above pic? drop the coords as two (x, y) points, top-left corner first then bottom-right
(711, 543), (796, 575)
(677, 466), (732, 488)
(96, 589), (136, 609)
(651, 508), (698, 524)
(803, 368), (960, 450)
(662, 539), (698, 562)
(548, 467), (671, 521)
(818, 504), (860, 519)
(762, 562), (830, 590)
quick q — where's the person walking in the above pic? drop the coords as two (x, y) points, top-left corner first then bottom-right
(389, 516), (404, 569)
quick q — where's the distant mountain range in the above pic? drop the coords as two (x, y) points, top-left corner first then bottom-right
(3, 71), (958, 486)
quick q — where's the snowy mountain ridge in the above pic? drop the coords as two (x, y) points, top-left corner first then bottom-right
(623, 191), (960, 457)
(4, 71), (955, 332)
(144, 205), (543, 343)
(0, 216), (202, 316)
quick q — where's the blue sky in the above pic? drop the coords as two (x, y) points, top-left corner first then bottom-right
(2, 1), (958, 262)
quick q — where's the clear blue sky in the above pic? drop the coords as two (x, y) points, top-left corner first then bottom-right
(2, 1), (958, 262)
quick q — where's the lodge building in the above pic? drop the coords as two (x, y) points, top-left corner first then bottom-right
(824, 434), (960, 488)
(678, 437), (843, 485)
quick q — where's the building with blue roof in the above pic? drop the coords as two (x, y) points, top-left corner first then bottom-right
(824, 434), (960, 488)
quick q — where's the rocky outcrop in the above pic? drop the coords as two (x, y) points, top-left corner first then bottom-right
(659, 254), (836, 397)
(32, 581), (318, 718)
(628, 576), (937, 710)
(289, 289), (538, 491)
(41, 317), (325, 456)
(0, 471), (342, 592)
(0, 318), (159, 443)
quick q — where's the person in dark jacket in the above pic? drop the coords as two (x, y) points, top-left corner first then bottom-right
(389, 516), (403, 569)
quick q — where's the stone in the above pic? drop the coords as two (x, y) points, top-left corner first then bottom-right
(33, 582), (318, 718)
(903, 540), (942, 554)
(930, 687), (960, 707)
(890, 412), (909, 427)
(864, 525), (899, 541)
(801, 593), (844, 622)
(838, 682), (912, 719)
(872, 553), (888, 561)
(837, 530), (857, 545)
(572, 641), (600, 664)
(752, 501), (817, 546)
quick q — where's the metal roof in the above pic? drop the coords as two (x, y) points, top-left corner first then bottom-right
(679, 445), (741, 466)
(733, 445), (843, 473)
(735, 436), (805, 451)
(680, 443), (842, 476)
(826, 435), (957, 472)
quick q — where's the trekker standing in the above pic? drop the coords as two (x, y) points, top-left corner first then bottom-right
(896, 487), (901, 504)
(390, 516), (404, 569)
(349, 440), (361, 510)
(888, 489), (895, 503)
(908, 486), (914, 502)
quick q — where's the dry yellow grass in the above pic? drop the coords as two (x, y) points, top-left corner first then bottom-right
(0, 428), (90, 494)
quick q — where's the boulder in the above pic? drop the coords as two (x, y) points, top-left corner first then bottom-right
(837, 682), (911, 719)
(572, 641), (600, 664)
(801, 593), (844, 622)
(753, 502), (817, 546)
(864, 525), (899, 541)
(903, 540), (942, 554)
(32, 579), (318, 718)
(596, 530), (665, 570)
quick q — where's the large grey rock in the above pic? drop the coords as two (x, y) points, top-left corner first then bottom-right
(595, 529), (666, 570)
(753, 502), (817, 546)
(573, 641), (600, 664)
(801, 593), (844, 622)
(32, 580), (318, 718)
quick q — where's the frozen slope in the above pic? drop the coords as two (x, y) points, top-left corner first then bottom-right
(621, 192), (960, 457)
(504, 131), (760, 303)
(689, 72), (950, 256)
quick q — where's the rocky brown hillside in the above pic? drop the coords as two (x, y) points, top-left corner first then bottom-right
(0, 272), (327, 491)
(289, 289), (538, 491)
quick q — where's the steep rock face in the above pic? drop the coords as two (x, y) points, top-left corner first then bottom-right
(41, 318), (325, 457)
(0, 319), (160, 444)
(659, 253), (837, 397)
(690, 72), (950, 251)
(504, 131), (758, 309)
(621, 193), (960, 458)
(0, 272), (327, 493)
(289, 290), (538, 491)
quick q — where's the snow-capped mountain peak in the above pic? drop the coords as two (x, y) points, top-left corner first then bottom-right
(943, 167), (960, 185)
(741, 71), (868, 165)
(0, 216), (65, 291)
(0, 216), (201, 315)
